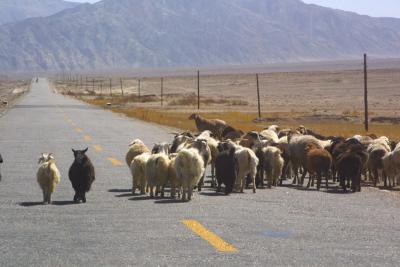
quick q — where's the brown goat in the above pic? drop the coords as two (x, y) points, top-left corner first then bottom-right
(305, 144), (332, 190)
(189, 114), (226, 139)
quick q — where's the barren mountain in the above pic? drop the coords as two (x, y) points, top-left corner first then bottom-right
(0, 0), (400, 72)
(0, 0), (80, 25)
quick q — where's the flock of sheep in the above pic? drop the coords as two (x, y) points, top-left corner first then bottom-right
(124, 114), (400, 201)
(2, 113), (399, 204)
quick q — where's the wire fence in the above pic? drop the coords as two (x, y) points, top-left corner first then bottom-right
(54, 57), (400, 124)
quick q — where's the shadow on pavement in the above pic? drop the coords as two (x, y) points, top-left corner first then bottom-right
(52, 200), (77, 206)
(108, 189), (132, 193)
(154, 199), (185, 204)
(115, 193), (133, 198)
(128, 196), (152, 201)
(200, 192), (226, 197)
(19, 202), (44, 207)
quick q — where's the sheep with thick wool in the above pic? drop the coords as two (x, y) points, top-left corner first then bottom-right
(125, 139), (150, 167)
(168, 153), (181, 198)
(174, 148), (205, 201)
(130, 153), (151, 194)
(261, 146), (284, 188)
(37, 153), (61, 204)
(367, 140), (391, 187)
(196, 130), (219, 187)
(234, 145), (259, 193)
(146, 153), (171, 198)
(382, 142), (400, 188)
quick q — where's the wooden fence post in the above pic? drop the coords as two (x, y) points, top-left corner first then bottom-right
(138, 79), (141, 102)
(161, 77), (164, 107)
(109, 78), (112, 96)
(120, 78), (124, 96)
(256, 73), (261, 118)
(197, 70), (200, 110)
(92, 79), (95, 93)
(364, 53), (369, 132)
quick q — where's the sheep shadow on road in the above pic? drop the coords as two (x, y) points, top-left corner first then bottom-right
(19, 200), (77, 207)
(108, 189), (131, 193)
(18, 201), (44, 207)
(154, 199), (185, 204)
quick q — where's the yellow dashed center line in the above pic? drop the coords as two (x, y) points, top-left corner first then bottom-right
(93, 145), (103, 152)
(83, 135), (92, 141)
(76, 128), (83, 133)
(107, 157), (123, 166)
(182, 220), (238, 253)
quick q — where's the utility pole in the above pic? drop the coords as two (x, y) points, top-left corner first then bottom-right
(364, 53), (369, 132)
(256, 74), (261, 118)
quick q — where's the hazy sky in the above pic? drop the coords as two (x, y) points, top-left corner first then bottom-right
(70, 0), (400, 18)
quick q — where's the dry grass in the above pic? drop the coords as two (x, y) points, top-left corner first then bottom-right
(83, 98), (400, 140)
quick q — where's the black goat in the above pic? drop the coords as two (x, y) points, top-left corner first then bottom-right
(69, 148), (95, 203)
(0, 153), (3, 182)
(216, 143), (237, 195)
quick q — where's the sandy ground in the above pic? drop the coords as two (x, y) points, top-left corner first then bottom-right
(0, 80), (30, 115)
(55, 67), (400, 123)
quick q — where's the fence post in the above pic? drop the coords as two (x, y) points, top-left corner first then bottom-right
(85, 77), (88, 92)
(364, 53), (368, 132)
(138, 79), (141, 102)
(256, 73), (261, 118)
(109, 78), (112, 96)
(92, 79), (95, 92)
(161, 77), (164, 107)
(120, 78), (124, 96)
(100, 81), (103, 96)
(197, 70), (200, 110)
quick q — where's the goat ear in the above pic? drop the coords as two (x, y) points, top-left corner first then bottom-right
(83, 147), (88, 153)
(72, 149), (76, 153)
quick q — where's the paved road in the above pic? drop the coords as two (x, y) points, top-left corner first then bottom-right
(0, 79), (399, 266)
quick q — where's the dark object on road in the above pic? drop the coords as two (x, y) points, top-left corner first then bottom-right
(335, 142), (367, 192)
(36, 78), (39, 83)
(69, 148), (95, 203)
(216, 142), (237, 195)
(0, 153), (3, 182)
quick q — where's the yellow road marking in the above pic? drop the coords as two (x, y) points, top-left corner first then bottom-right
(93, 145), (103, 152)
(182, 220), (238, 253)
(83, 135), (92, 141)
(107, 157), (123, 166)
(76, 128), (83, 133)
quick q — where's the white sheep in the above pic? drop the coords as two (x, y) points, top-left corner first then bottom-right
(125, 139), (150, 167)
(36, 153), (61, 204)
(367, 140), (391, 186)
(382, 142), (400, 188)
(130, 153), (151, 194)
(196, 130), (219, 187)
(174, 148), (205, 201)
(261, 146), (285, 188)
(168, 153), (181, 198)
(259, 129), (279, 144)
(267, 125), (280, 133)
(234, 146), (259, 193)
(146, 153), (171, 198)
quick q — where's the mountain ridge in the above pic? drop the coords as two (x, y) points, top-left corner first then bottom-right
(0, 0), (399, 72)
(0, 0), (80, 25)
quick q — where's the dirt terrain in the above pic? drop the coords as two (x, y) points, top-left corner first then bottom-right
(0, 80), (30, 115)
(54, 66), (400, 138)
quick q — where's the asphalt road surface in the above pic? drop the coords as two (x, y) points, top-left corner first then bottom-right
(0, 79), (399, 266)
